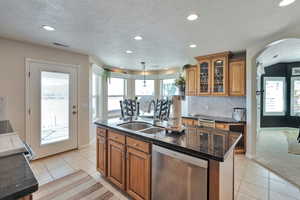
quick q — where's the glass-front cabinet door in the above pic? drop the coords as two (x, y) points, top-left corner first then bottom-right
(212, 57), (228, 95)
(197, 60), (211, 95)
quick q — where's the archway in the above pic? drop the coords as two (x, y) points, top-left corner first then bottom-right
(255, 38), (300, 187)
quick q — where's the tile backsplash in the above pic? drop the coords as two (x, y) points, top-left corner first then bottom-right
(186, 96), (246, 118)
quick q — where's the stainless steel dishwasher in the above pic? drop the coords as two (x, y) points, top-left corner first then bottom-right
(152, 145), (208, 200)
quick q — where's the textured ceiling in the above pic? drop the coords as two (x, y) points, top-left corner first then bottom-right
(257, 38), (300, 67)
(0, 0), (300, 70)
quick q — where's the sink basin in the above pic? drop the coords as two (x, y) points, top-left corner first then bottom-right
(118, 122), (153, 131)
(140, 127), (165, 134)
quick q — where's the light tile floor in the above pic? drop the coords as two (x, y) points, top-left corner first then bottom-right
(30, 144), (300, 200)
(256, 128), (300, 187)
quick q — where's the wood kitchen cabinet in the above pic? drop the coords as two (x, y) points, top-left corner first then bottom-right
(185, 65), (197, 96)
(197, 59), (211, 95)
(211, 56), (229, 96)
(126, 146), (151, 200)
(195, 52), (230, 96)
(182, 118), (197, 126)
(215, 122), (246, 154)
(104, 130), (151, 199)
(96, 135), (107, 176)
(229, 59), (246, 96)
(96, 127), (107, 176)
(107, 139), (126, 190)
(185, 51), (245, 96)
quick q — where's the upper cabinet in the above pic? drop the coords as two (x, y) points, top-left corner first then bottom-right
(185, 65), (197, 96)
(211, 56), (228, 96)
(197, 60), (211, 95)
(185, 51), (246, 97)
(229, 59), (246, 96)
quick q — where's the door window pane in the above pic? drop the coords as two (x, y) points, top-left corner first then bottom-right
(291, 77), (300, 116)
(41, 71), (70, 145)
(135, 80), (154, 96)
(263, 77), (286, 116)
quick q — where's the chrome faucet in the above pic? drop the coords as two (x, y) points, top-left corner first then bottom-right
(148, 100), (159, 123)
(148, 99), (156, 113)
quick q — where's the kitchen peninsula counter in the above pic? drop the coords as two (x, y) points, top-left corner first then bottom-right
(95, 117), (242, 200)
(95, 117), (242, 162)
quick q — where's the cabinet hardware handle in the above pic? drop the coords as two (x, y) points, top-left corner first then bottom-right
(133, 143), (139, 146)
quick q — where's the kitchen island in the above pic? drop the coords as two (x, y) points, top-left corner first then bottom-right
(95, 117), (242, 200)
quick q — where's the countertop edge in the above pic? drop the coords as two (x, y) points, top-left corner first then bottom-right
(181, 115), (246, 124)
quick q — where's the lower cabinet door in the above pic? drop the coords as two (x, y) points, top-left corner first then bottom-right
(96, 135), (107, 176)
(107, 140), (126, 190)
(126, 147), (151, 200)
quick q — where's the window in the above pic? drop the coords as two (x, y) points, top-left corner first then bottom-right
(162, 79), (178, 97)
(108, 78), (125, 112)
(263, 77), (286, 116)
(291, 77), (300, 116)
(92, 71), (102, 120)
(135, 80), (155, 96)
(135, 80), (155, 113)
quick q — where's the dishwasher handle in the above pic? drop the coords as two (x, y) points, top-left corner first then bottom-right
(153, 145), (208, 168)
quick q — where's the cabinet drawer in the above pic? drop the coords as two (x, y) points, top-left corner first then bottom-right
(108, 130), (125, 144)
(97, 127), (107, 137)
(126, 137), (150, 154)
(215, 123), (229, 131)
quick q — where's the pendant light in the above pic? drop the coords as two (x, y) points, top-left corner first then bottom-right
(141, 61), (146, 87)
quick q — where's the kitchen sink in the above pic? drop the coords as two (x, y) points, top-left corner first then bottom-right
(118, 122), (153, 131)
(140, 127), (165, 134)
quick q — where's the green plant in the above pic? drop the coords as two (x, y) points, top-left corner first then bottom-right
(175, 75), (185, 87)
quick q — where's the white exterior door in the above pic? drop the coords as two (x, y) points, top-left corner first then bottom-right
(26, 59), (78, 159)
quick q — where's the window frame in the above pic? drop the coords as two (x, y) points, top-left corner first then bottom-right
(92, 71), (102, 121)
(107, 77), (127, 116)
(135, 79), (155, 97)
(291, 76), (300, 116)
(263, 77), (286, 116)
(161, 78), (178, 97)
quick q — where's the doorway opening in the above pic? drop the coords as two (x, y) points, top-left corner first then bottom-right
(255, 38), (300, 187)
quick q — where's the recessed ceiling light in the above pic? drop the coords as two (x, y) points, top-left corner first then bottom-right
(125, 50), (133, 54)
(42, 25), (55, 31)
(279, 0), (295, 7)
(189, 44), (197, 48)
(187, 14), (198, 21)
(134, 36), (143, 40)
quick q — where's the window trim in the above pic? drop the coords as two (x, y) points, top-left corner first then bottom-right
(92, 73), (101, 121)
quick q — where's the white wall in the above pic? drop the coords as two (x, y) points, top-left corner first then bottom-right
(0, 37), (91, 147)
(245, 24), (300, 159)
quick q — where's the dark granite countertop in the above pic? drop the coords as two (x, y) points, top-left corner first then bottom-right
(0, 154), (38, 200)
(95, 117), (242, 162)
(0, 120), (38, 200)
(0, 120), (14, 134)
(182, 114), (246, 123)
